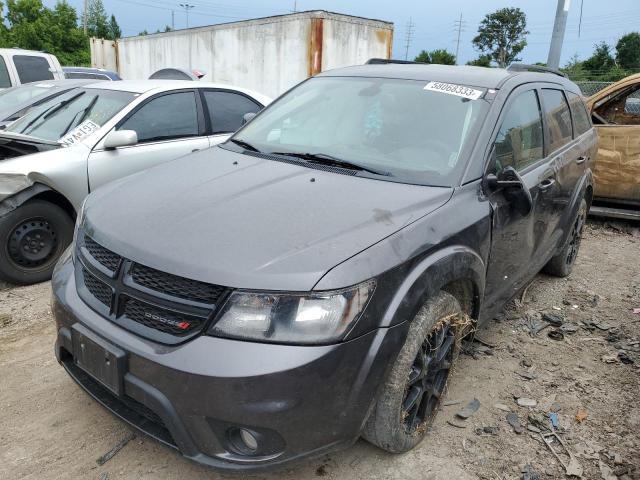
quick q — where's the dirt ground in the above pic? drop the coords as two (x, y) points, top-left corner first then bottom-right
(1, 220), (639, 480)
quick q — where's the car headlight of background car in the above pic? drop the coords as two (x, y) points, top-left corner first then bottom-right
(209, 280), (375, 344)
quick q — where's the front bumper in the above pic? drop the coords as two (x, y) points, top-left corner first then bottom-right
(51, 255), (406, 472)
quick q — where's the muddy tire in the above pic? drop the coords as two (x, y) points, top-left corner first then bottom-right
(0, 200), (74, 285)
(362, 291), (462, 453)
(543, 198), (587, 278)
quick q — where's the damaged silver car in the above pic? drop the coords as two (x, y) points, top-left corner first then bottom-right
(0, 80), (270, 284)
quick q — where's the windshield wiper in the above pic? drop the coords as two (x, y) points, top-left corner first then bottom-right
(228, 138), (260, 152)
(270, 151), (391, 177)
(20, 91), (86, 135)
(59, 94), (99, 137)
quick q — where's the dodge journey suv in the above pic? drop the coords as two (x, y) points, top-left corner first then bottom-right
(52, 63), (596, 471)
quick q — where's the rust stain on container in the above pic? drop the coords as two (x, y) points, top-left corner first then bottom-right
(308, 18), (324, 77)
(386, 29), (393, 59)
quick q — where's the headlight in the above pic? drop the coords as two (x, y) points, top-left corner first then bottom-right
(72, 198), (87, 255)
(209, 280), (375, 344)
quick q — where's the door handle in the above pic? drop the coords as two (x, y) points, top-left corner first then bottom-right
(575, 156), (587, 164)
(539, 178), (556, 191)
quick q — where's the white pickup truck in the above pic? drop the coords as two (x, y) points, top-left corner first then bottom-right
(0, 48), (64, 89)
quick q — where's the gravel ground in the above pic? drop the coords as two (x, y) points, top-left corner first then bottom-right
(1, 221), (639, 480)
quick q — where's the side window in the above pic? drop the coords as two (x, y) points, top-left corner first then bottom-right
(593, 85), (640, 126)
(119, 92), (198, 143)
(203, 91), (261, 134)
(0, 56), (10, 88)
(14, 55), (54, 83)
(566, 92), (592, 136)
(494, 90), (544, 172)
(542, 89), (573, 152)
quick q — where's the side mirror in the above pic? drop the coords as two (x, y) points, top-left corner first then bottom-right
(103, 130), (138, 149)
(242, 112), (257, 125)
(485, 166), (533, 216)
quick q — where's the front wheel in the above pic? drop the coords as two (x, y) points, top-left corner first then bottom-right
(0, 200), (74, 284)
(362, 291), (462, 453)
(543, 198), (587, 278)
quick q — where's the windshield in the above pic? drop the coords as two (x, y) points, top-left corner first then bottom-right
(233, 77), (489, 186)
(6, 88), (136, 142)
(0, 83), (53, 109)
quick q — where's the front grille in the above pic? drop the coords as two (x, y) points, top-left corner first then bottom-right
(123, 297), (205, 336)
(83, 236), (121, 273)
(131, 264), (226, 304)
(76, 229), (229, 344)
(82, 267), (113, 308)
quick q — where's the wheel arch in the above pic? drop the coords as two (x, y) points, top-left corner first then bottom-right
(378, 245), (485, 330)
(0, 183), (76, 221)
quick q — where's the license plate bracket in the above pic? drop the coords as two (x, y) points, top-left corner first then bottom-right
(72, 324), (126, 396)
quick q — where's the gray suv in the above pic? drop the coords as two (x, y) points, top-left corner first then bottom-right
(52, 63), (596, 471)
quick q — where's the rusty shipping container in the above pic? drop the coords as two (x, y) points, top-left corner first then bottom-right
(91, 10), (393, 99)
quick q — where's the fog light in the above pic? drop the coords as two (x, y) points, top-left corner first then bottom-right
(239, 428), (258, 451)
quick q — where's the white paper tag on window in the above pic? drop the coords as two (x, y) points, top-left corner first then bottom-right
(424, 81), (483, 100)
(59, 120), (101, 147)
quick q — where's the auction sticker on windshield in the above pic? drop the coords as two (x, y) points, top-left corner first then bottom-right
(59, 120), (101, 147)
(424, 82), (483, 100)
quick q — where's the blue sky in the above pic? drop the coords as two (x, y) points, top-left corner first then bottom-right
(46, 0), (640, 66)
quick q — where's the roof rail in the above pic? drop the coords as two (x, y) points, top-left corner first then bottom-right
(365, 58), (419, 65)
(507, 63), (567, 78)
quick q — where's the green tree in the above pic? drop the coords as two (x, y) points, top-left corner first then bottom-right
(616, 32), (640, 70)
(561, 53), (589, 81)
(472, 7), (529, 68)
(466, 54), (492, 67)
(86, 0), (109, 38)
(108, 14), (121, 39)
(582, 42), (616, 78)
(414, 49), (456, 65)
(2, 0), (89, 65)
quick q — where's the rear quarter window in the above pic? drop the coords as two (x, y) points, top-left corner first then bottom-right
(542, 89), (573, 152)
(0, 56), (10, 88)
(566, 91), (592, 136)
(14, 55), (54, 84)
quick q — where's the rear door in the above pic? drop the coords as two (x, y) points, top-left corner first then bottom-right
(88, 89), (210, 190)
(200, 89), (263, 145)
(484, 85), (561, 309)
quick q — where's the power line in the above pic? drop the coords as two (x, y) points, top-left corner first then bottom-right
(404, 17), (415, 61)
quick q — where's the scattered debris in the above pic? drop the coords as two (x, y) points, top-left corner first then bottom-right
(456, 398), (480, 420)
(549, 412), (559, 430)
(541, 432), (583, 478)
(474, 425), (499, 437)
(507, 412), (524, 434)
(494, 403), (511, 413)
(575, 409), (588, 423)
(633, 308), (640, 315)
(521, 464), (541, 480)
(517, 371), (538, 381)
(599, 460), (618, 480)
(0, 313), (11, 327)
(542, 312), (564, 327)
(517, 397), (537, 408)
(98, 473), (109, 480)
(547, 330), (564, 341)
(527, 424), (541, 433)
(618, 351), (634, 364)
(442, 399), (462, 407)
(96, 432), (136, 466)
(447, 418), (468, 429)
(601, 354), (618, 364)
(606, 328), (624, 343)
(528, 411), (551, 433)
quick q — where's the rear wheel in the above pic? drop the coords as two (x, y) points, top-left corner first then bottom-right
(543, 198), (587, 278)
(362, 291), (461, 453)
(0, 200), (74, 284)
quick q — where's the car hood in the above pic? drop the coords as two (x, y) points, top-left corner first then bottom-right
(0, 132), (61, 161)
(85, 147), (453, 291)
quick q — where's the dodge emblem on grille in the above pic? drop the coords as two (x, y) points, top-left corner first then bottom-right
(144, 312), (191, 330)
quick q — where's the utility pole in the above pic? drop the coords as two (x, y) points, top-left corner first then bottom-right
(83, 0), (88, 34)
(179, 3), (194, 29)
(547, 0), (571, 69)
(453, 13), (465, 65)
(404, 17), (415, 61)
(171, 10), (175, 30)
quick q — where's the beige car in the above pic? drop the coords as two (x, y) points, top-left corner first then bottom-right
(586, 73), (640, 219)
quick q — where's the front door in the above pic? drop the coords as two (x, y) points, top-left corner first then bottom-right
(88, 90), (209, 191)
(484, 86), (562, 311)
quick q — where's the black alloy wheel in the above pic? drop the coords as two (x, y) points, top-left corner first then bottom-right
(402, 323), (455, 433)
(565, 202), (587, 268)
(7, 217), (59, 270)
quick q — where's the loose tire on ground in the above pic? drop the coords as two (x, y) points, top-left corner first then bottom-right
(543, 198), (588, 278)
(362, 291), (462, 453)
(0, 200), (74, 284)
